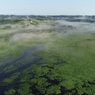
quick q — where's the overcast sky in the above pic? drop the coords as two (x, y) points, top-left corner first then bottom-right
(0, 0), (95, 15)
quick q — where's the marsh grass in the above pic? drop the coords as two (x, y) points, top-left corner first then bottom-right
(35, 29), (95, 94)
(1, 19), (95, 95)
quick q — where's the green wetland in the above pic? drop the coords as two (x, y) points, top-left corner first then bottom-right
(0, 16), (95, 95)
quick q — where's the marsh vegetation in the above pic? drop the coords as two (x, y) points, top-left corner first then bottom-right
(0, 15), (95, 95)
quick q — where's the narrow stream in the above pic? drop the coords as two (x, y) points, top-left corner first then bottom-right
(0, 44), (44, 80)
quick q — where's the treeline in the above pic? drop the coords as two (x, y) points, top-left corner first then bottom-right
(0, 15), (95, 22)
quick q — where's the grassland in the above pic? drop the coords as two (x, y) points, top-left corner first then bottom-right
(0, 17), (95, 95)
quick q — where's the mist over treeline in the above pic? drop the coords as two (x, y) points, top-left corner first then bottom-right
(0, 15), (95, 23)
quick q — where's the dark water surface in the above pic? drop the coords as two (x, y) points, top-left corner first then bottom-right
(0, 44), (44, 94)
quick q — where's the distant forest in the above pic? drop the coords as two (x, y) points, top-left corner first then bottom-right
(0, 15), (95, 23)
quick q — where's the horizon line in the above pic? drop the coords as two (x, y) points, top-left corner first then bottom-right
(0, 14), (95, 16)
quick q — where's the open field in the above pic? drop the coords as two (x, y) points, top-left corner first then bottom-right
(0, 16), (95, 95)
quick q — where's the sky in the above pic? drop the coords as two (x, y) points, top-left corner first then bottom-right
(0, 0), (95, 15)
